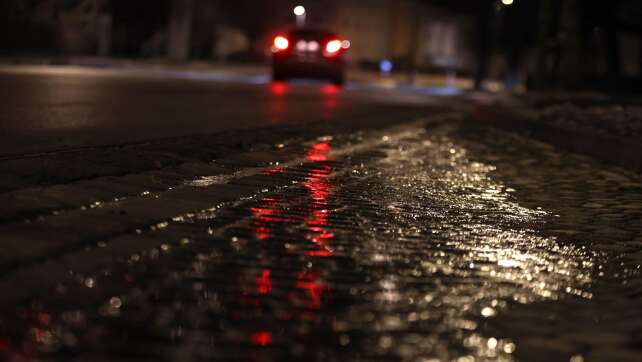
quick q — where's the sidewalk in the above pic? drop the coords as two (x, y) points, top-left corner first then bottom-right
(470, 91), (642, 176)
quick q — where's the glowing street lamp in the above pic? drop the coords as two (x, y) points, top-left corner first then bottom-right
(294, 5), (306, 27)
(293, 5), (306, 16)
(501, 0), (514, 5)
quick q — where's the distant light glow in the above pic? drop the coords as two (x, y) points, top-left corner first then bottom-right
(293, 5), (306, 16)
(274, 36), (289, 50)
(325, 39), (342, 54)
(307, 40), (319, 51)
(379, 59), (393, 74)
(341, 40), (351, 49)
(501, 0), (514, 5)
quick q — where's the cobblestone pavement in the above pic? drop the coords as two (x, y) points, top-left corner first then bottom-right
(0, 119), (640, 362)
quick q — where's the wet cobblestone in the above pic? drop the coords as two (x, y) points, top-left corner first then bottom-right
(0, 121), (640, 361)
(452, 124), (642, 361)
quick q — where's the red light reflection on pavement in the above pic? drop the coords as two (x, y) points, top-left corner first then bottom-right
(304, 142), (335, 257)
(305, 249), (334, 257)
(240, 268), (273, 306)
(251, 331), (272, 346)
(306, 142), (331, 162)
(290, 142), (336, 316)
(270, 81), (287, 96)
(269, 82), (288, 123)
(322, 84), (340, 119)
(251, 197), (280, 239)
(241, 141), (337, 332)
(321, 84), (340, 95)
(0, 339), (9, 351)
(256, 269), (272, 294)
(305, 168), (332, 201)
(295, 272), (331, 310)
(262, 166), (286, 175)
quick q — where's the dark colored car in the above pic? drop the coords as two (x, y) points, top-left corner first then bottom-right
(271, 28), (349, 85)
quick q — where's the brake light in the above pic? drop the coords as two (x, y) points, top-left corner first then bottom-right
(274, 36), (289, 51)
(325, 39), (342, 54)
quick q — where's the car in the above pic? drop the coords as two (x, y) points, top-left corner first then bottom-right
(271, 28), (349, 85)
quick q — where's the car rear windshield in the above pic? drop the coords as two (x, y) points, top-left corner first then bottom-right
(288, 29), (336, 41)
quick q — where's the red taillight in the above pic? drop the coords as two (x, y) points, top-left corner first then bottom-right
(274, 36), (289, 51)
(325, 39), (342, 54)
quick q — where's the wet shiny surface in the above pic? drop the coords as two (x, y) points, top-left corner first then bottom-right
(0, 66), (436, 156)
(2, 121), (640, 361)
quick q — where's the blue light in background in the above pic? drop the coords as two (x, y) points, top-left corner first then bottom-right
(379, 59), (393, 74)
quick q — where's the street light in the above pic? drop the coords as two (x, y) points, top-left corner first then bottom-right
(293, 5), (305, 16)
(294, 5), (306, 27)
(501, 0), (514, 5)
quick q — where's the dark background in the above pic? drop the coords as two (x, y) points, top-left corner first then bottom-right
(1, 0), (642, 92)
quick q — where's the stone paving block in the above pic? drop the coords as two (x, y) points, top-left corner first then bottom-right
(0, 231), (53, 268)
(0, 121), (641, 362)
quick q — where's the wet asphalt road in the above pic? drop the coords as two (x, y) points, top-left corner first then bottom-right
(0, 66), (437, 156)
(0, 67), (641, 362)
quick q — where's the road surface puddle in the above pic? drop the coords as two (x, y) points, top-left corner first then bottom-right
(0, 124), (597, 361)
